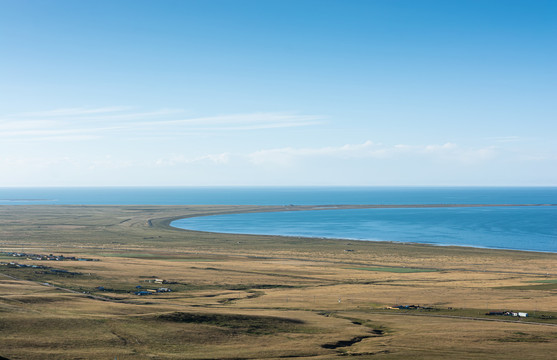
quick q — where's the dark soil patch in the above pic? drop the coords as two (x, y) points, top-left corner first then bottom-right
(157, 312), (305, 335)
(494, 331), (552, 343)
(7, 296), (67, 304)
(321, 336), (371, 349)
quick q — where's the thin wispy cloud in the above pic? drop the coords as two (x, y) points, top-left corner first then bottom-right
(0, 119), (61, 131)
(184, 120), (322, 132)
(140, 113), (324, 133)
(81, 108), (186, 122)
(150, 112), (323, 126)
(0, 107), (324, 141)
(10, 106), (133, 118)
(248, 141), (497, 166)
(0, 124), (117, 141)
(155, 153), (231, 166)
(485, 136), (522, 143)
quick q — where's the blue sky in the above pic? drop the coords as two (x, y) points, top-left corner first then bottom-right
(0, 0), (555, 186)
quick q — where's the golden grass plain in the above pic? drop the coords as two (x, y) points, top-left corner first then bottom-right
(0, 205), (556, 359)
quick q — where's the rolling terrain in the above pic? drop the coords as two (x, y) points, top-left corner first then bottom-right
(0, 205), (556, 359)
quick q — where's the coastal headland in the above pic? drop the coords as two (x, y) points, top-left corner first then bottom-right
(0, 204), (556, 359)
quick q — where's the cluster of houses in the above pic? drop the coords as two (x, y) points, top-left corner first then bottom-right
(95, 280), (173, 296)
(134, 279), (172, 295)
(486, 311), (528, 318)
(134, 287), (172, 296)
(0, 261), (82, 276)
(1, 251), (98, 262)
(385, 304), (530, 318)
(0, 261), (48, 269)
(142, 278), (170, 284)
(386, 304), (433, 310)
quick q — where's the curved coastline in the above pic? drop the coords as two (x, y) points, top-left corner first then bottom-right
(169, 203), (557, 254)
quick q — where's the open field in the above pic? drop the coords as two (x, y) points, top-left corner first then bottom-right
(0, 205), (556, 359)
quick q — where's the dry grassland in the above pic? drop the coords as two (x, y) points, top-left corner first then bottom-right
(0, 205), (556, 359)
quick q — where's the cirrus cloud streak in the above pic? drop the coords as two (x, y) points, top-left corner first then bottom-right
(247, 141), (497, 166)
(0, 107), (324, 141)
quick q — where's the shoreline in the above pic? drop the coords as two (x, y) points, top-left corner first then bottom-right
(168, 203), (557, 254)
(1, 203), (555, 256)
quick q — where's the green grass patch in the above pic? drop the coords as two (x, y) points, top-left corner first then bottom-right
(494, 331), (553, 343)
(101, 253), (218, 261)
(498, 283), (557, 291)
(529, 279), (557, 284)
(102, 253), (161, 258)
(348, 266), (437, 273)
(164, 258), (217, 262)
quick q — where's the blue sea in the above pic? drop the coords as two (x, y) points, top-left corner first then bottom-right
(1, 187), (556, 252)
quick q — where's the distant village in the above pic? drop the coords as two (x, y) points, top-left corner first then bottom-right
(1, 251), (98, 262)
(486, 311), (529, 318)
(1, 251), (174, 296)
(96, 278), (173, 296)
(0, 261), (82, 276)
(0, 252), (97, 277)
(386, 304), (533, 318)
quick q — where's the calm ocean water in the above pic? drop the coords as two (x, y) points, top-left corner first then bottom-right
(1, 187), (556, 252)
(0, 186), (556, 205)
(173, 206), (557, 253)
